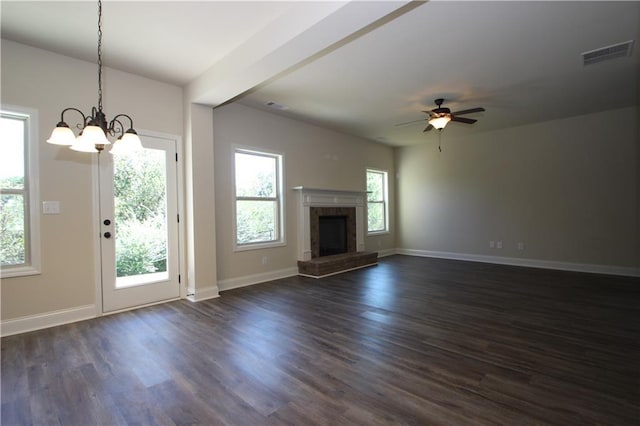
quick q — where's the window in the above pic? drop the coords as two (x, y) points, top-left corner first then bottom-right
(367, 169), (388, 234)
(1, 106), (40, 277)
(234, 148), (284, 249)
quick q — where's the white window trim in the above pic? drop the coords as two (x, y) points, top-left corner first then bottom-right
(366, 168), (389, 235)
(232, 146), (286, 252)
(1, 105), (41, 278)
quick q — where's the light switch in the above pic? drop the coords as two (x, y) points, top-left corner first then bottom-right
(42, 201), (60, 215)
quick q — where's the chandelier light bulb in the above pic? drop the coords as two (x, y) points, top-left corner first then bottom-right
(110, 130), (143, 155)
(46, 123), (76, 146)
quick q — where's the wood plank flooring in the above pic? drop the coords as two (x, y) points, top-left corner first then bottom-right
(2, 255), (639, 425)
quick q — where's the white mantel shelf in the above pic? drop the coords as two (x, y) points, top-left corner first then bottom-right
(292, 187), (368, 194)
(293, 187), (367, 262)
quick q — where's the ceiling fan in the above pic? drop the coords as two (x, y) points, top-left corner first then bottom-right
(410, 98), (485, 132)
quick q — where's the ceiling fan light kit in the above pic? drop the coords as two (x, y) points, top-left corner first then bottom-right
(46, 0), (142, 155)
(428, 115), (451, 130)
(422, 98), (485, 132)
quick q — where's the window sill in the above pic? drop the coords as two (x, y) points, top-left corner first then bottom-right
(1, 265), (41, 279)
(234, 240), (286, 252)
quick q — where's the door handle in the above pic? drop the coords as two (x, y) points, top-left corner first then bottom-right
(104, 231), (112, 239)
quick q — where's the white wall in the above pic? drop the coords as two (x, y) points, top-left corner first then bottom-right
(1, 40), (183, 321)
(396, 106), (639, 273)
(183, 103), (218, 300)
(212, 103), (396, 287)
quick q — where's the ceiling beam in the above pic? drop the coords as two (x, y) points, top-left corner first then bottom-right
(186, 0), (421, 107)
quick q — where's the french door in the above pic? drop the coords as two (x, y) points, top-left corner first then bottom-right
(99, 133), (180, 313)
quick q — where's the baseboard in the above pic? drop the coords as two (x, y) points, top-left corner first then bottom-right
(396, 248), (640, 277)
(218, 267), (299, 292)
(1, 304), (97, 337)
(377, 248), (397, 258)
(186, 285), (220, 302)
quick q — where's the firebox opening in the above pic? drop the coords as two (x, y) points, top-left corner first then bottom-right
(319, 215), (348, 257)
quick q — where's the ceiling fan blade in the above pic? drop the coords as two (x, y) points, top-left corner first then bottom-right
(452, 107), (485, 116)
(394, 118), (425, 127)
(423, 124), (434, 132)
(451, 116), (477, 124)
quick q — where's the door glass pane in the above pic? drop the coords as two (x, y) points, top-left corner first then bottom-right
(113, 148), (168, 287)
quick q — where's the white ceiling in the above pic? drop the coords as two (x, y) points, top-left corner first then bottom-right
(2, 1), (639, 146)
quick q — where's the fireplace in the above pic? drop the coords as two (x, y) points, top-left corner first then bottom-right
(319, 215), (348, 256)
(294, 187), (377, 277)
(308, 204), (358, 259)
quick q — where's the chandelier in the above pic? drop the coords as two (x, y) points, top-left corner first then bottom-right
(46, 0), (142, 154)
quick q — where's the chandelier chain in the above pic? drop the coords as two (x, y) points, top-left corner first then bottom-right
(97, 0), (103, 112)
(47, 0), (141, 153)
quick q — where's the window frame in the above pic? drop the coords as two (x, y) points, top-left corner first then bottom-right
(1, 105), (41, 278)
(366, 168), (389, 235)
(232, 146), (285, 251)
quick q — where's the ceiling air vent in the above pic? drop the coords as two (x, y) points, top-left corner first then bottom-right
(582, 40), (634, 66)
(265, 101), (288, 111)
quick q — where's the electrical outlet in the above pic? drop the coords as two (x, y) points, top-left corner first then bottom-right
(496, 241), (503, 249)
(489, 241), (495, 248)
(517, 242), (524, 251)
(261, 256), (268, 265)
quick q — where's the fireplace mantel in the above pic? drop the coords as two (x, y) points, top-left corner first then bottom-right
(293, 187), (367, 261)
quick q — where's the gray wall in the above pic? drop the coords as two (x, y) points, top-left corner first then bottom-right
(396, 106), (639, 272)
(1, 40), (183, 320)
(212, 103), (396, 286)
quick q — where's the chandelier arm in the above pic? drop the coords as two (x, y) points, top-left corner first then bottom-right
(110, 114), (136, 131)
(109, 117), (126, 138)
(59, 108), (88, 129)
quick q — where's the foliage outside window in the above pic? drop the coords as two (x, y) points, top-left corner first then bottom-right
(234, 148), (284, 249)
(0, 107), (40, 277)
(113, 149), (167, 278)
(367, 169), (388, 233)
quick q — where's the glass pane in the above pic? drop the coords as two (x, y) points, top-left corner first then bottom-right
(367, 172), (383, 202)
(368, 202), (385, 232)
(235, 152), (276, 198)
(236, 200), (277, 244)
(113, 148), (168, 284)
(0, 193), (26, 266)
(0, 116), (25, 190)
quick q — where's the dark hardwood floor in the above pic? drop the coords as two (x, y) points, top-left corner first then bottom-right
(2, 255), (639, 425)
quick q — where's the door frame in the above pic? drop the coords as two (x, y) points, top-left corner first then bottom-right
(92, 129), (186, 316)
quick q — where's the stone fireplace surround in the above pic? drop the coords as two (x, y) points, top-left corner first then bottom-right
(294, 187), (377, 277)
